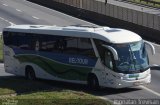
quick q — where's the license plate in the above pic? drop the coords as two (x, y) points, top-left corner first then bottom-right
(129, 74), (139, 78)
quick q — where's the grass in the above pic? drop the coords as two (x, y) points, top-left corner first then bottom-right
(0, 77), (54, 95)
(8, 91), (109, 105)
(128, 0), (160, 8)
(0, 91), (109, 105)
(0, 77), (112, 105)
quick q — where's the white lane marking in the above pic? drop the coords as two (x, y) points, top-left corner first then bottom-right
(16, 9), (22, 12)
(140, 86), (160, 97)
(24, 0), (97, 26)
(2, 4), (8, 6)
(151, 64), (160, 67)
(32, 16), (39, 19)
(0, 17), (15, 26)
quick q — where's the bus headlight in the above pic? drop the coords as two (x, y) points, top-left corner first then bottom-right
(120, 77), (123, 80)
(147, 69), (150, 74)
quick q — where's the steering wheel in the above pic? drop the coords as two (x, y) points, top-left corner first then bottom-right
(119, 62), (129, 66)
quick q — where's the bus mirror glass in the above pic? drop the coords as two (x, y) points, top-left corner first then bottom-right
(144, 41), (155, 55)
(102, 45), (119, 60)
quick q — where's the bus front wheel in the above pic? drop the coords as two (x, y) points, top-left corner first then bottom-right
(25, 66), (36, 80)
(87, 74), (99, 90)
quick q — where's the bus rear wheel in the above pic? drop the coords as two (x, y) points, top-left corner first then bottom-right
(25, 66), (36, 80)
(87, 74), (99, 90)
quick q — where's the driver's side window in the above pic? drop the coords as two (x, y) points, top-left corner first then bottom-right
(105, 51), (113, 70)
(94, 39), (114, 70)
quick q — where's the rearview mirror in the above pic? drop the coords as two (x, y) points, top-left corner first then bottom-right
(144, 41), (155, 55)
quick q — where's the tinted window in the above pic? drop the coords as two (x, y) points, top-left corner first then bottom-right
(38, 35), (78, 54)
(18, 33), (35, 50)
(3, 32), (36, 50)
(38, 35), (65, 52)
(78, 38), (95, 57)
(3, 31), (12, 46)
(3, 32), (95, 58)
(63, 37), (78, 54)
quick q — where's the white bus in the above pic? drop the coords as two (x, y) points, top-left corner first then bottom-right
(2, 25), (155, 89)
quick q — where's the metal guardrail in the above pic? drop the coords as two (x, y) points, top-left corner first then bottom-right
(126, 0), (160, 8)
(137, 0), (160, 5)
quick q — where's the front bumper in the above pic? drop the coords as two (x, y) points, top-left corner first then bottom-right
(114, 74), (151, 88)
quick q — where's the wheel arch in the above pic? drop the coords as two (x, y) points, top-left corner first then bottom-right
(25, 65), (35, 76)
(87, 72), (99, 83)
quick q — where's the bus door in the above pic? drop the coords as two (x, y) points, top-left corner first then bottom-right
(103, 49), (116, 86)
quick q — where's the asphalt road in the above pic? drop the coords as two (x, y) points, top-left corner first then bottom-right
(0, 0), (160, 103)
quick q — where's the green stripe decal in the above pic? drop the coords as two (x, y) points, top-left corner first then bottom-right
(15, 55), (93, 81)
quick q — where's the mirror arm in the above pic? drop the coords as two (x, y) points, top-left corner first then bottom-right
(102, 45), (119, 60)
(144, 41), (155, 55)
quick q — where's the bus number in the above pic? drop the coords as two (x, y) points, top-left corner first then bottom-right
(69, 58), (88, 65)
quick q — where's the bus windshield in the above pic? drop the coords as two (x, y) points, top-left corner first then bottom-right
(112, 41), (149, 73)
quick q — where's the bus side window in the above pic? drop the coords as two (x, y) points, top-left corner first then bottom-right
(3, 31), (11, 46)
(94, 39), (115, 70)
(78, 38), (95, 58)
(63, 37), (78, 54)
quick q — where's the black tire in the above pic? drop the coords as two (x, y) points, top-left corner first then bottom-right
(87, 74), (100, 90)
(25, 66), (36, 80)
